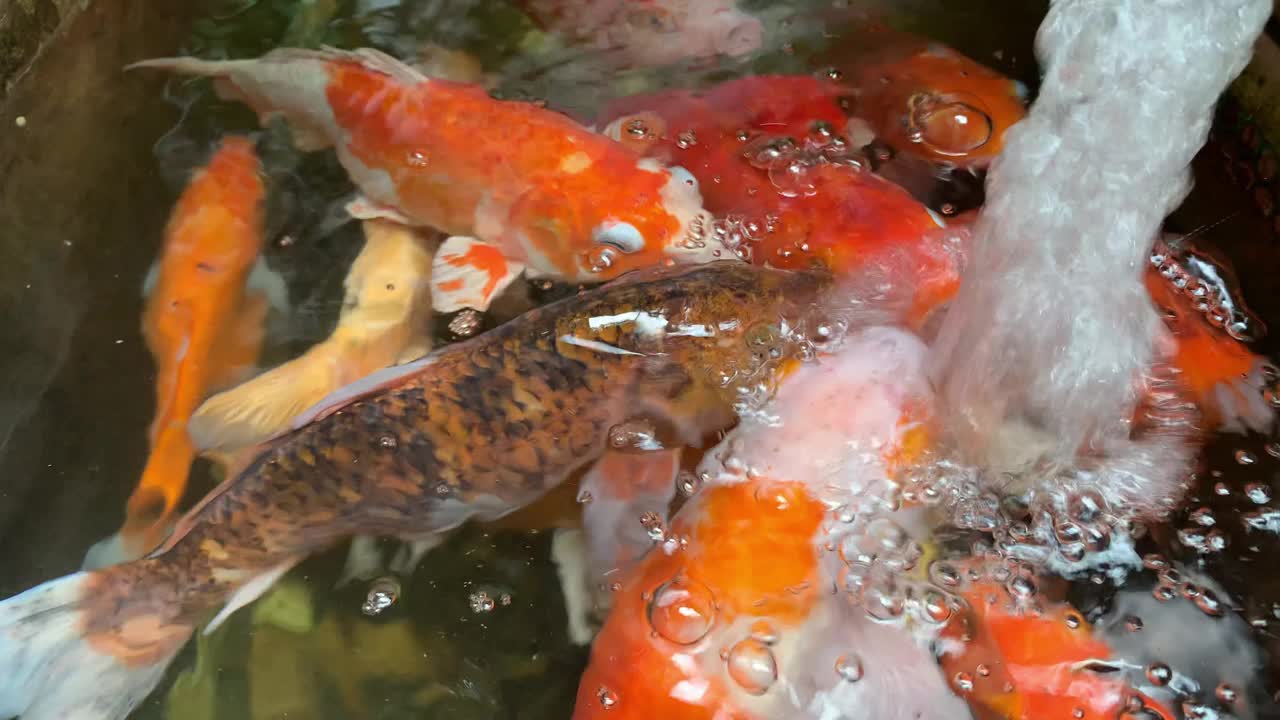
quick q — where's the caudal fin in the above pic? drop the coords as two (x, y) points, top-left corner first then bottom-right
(0, 571), (188, 720)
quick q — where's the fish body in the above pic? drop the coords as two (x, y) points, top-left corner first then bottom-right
(1145, 234), (1274, 434)
(513, 0), (764, 69)
(573, 327), (973, 720)
(938, 575), (1177, 720)
(598, 75), (960, 328)
(189, 218), (438, 455)
(569, 326), (1184, 720)
(90, 137), (270, 567)
(128, 48), (718, 313)
(0, 261), (827, 720)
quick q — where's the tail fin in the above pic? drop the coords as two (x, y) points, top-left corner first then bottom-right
(0, 571), (189, 720)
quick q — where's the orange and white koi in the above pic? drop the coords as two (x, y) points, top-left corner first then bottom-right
(84, 137), (278, 569)
(513, 0), (764, 69)
(571, 326), (1188, 720)
(573, 326), (976, 719)
(128, 47), (718, 314)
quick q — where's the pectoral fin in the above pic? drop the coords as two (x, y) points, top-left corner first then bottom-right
(431, 235), (525, 313)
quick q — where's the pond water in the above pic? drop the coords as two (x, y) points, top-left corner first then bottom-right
(2, 0), (1280, 718)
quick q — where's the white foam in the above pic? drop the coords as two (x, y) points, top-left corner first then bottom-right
(930, 0), (1270, 472)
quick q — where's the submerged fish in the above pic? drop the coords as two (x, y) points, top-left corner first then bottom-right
(513, 0), (764, 69)
(572, 327), (973, 719)
(0, 261), (827, 720)
(938, 573), (1178, 720)
(1146, 234), (1275, 434)
(569, 327), (1185, 720)
(190, 218), (438, 455)
(127, 47), (717, 314)
(822, 41), (1029, 170)
(598, 75), (960, 329)
(85, 137), (278, 569)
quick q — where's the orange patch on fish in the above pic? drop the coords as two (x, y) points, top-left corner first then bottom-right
(573, 478), (825, 719)
(441, 240), (514, 301)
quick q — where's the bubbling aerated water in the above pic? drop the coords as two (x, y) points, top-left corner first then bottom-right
(930, 0), (1270, 470)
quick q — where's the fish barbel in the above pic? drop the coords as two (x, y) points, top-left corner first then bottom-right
(0, 260), (827, 720)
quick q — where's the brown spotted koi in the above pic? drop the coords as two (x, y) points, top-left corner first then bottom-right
(0, 261), (827, 720)
(126, 47), (719, 315)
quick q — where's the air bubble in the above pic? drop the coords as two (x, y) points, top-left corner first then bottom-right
(597, 686), (618, 709)
(1236, 450), (1257, 465)
(469, 590), (495, 613)
(1145, 662), (1172, 686)
(726, 638), (778, 695)
(586, 245), (618, 273)
(608, 418), (661, 451)
(834, 654), (864, 682)
(361, 576), (401, 616)
(647, 577), (716, 645)
(1246, 483), (1272, 504)
(1216, 683), (1238, 704)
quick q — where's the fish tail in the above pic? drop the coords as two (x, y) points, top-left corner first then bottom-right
(0, 570), (191, 720)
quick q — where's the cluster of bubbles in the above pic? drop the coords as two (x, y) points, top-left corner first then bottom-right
(740, 121), (867, 199)
(1150, 236), (1264, 343)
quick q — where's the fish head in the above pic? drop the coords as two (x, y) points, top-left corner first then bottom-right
(851, 45), (1028, 169)
(572, 157), (722, 280)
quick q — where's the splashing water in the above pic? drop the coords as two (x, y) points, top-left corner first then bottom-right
(930, 0), (1270, 477)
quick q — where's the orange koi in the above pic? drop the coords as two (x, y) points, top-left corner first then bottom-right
(85, 137), (272, 568)
(570, 327), (1187, 720)
(128, 48), (718, 314)
(944, 211), (1273, 434)
(939, 576), (1176, 720)
(598, 75), (963, 329)
(573, 327), (975, 719)
(513, 0), (764, 69)
(1146, 235), (1275, 434)
(829, 42), (1029, 170)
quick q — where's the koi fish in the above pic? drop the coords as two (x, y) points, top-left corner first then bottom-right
(938, 573), (1178, 720)
(512, 0), (764, 69)
(568, 328), (1185, 720)
(1146, 234), (1275, 434)
(189, 218), (437, 455)
(572, 326), (975, 719)
(83, 137), (280, 570)
(821, 41), (1029, 170)
(598, 75), (963, 328)
(942, 211), (1273, 435)
(0, 261), (827, 720)
(127, 47), (718, 314)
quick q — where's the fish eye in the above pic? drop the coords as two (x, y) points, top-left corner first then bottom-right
(593, 221), (646, 254)
(669, 165), (698, 190)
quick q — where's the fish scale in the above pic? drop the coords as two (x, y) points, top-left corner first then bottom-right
(0, 261), (829, 720)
